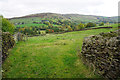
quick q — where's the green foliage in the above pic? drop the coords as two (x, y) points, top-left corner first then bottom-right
(74, 26), (79, 31)
(46, 29), (54, 33)
(63, 20), (71, 25)
(43, 21), (50, 25)
(78, 23), (85, 29)
(2, 18), (15, 34)
(0, 15), (3, 18)
(67, 26), (73, 31)
(99, 22), (104, 26)
(52, 27), (59, 32)
(106, 22), (110, 25)
(46, 29), (49, 33)
(86, 22), (96, 27)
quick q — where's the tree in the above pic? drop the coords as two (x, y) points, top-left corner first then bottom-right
(48, 24), (53, 29)
(86, 22), (96, 27)
(78, 23), (85, 30)
(59, 26), (63, 32)
(63, 20), (71, 25)
(53, 27), (59, 32)
(46, 29), (54, 33)
(44, 21), (50, 25)
(2, 18), (15, 34)
(106, 22), (110, 25)
(67, 26), (73, 31)
(70, 23), (77, 31)
(46, 29), (49, 33)
(58, 19), (63, 24)
(99, 22), (104, 26)
(74, 26), (79, 31)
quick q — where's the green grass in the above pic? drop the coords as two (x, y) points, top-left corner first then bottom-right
(16, 23), (47, 27)
(2, 24), (118, 78)
(10, 17), (62, 28)
(15, 23), (61, 27)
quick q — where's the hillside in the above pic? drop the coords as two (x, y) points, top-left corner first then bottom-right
(8, 13), (118, 28)
(63, 14), (118, 23)
(9, 13), (67, 20)
(2, 24), (118, 78)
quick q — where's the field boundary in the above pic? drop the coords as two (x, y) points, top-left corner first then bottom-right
(54, 27), (113, 34)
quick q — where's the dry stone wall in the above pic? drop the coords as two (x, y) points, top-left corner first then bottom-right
(13, 32), (28, 43)
(2, 32), (15, 62)
(81, 30), (120, 79)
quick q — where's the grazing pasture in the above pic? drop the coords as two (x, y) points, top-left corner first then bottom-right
(2, 24), (118, 78)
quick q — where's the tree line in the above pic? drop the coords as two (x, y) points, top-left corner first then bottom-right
(15, 22), (105, 36)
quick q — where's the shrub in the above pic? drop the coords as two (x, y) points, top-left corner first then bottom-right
(99, 22), (104, 26)
(67, 26), (73, 31)
(86, 22), (96, 27)
(46, 29), (49, 33)
(53, 27), (59, 32)
(52, 30), (54, 32)
(2, 18), (15, 34)
(46, 29), (54, 33)
(78, 23), (85, 30)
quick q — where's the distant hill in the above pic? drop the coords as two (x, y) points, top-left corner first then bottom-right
(9, 13), (67, 20)
(63, 14), (118, 23)
(8, 13), (118, 27)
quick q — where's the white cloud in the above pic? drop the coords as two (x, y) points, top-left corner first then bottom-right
(0, 0), (119, 18)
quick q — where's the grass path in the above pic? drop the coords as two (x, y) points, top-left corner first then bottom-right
(2, 24), (118, 78)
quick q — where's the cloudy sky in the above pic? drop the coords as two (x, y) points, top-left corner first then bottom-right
(0, 0), (119, 18)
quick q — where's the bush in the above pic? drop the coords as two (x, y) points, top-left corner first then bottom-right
(78, 23), (85, 30)
(2, 18), (15, 34)
(99, 22), (104, 26)
(46, 29), (54, 33)
(2, 32), (15, 62)
(53, 27), (59, 32)
(86, 22), (96, 27)
(67, 26), (73, 31)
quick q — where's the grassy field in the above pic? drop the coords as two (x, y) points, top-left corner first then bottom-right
(16, 23), (47, 27)
(2, 24), (118, 78)
(15, 23), (60, 28)
(10, 17), (62, 28)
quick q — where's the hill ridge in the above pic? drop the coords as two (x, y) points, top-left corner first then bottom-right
(8, 13), (118, 26)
